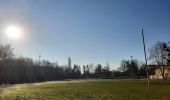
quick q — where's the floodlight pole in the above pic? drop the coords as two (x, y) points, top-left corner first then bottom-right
(141, 29), (149, 88)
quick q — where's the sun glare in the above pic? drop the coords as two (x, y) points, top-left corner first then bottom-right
(5, 25), (22, 39)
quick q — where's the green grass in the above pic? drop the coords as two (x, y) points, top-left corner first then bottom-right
(0, 79), (170, 100)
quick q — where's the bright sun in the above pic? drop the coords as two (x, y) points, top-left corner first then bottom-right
(5, 25), (22, 39)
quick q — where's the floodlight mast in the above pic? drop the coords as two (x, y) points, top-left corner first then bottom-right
(141, 29), (149, 88)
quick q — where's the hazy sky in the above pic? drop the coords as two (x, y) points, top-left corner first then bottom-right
(0, 0), (170, 68)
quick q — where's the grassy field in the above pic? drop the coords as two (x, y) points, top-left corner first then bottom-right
(0, 79), (170, 100)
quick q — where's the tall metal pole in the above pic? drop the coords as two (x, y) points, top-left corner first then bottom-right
(141, 29), (149, 88)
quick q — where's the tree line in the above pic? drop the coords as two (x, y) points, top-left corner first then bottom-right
(0, 41), (169, 84)
(0, 44), (113, 84)
(117, 59), (147, 79)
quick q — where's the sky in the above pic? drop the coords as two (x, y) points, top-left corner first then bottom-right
(0, 0), (170, 69)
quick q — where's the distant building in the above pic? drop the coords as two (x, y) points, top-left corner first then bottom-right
(149, 66), (170, 79)
(68, 57), (71, 68)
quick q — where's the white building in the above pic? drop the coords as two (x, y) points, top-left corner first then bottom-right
(149, 66), (170, 79)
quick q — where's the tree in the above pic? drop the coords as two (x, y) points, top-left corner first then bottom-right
(72, 64), (81, 78)
(85, 65), (90, 77)
(165, 43), (170, 64)
(83, 65), (86, 75)
(130, 59), (139, 78)
(88, 63), (95, 73)
(118, 60), (131, 76)
(138, 61), (147, 78)
(149, 41), (169, 79)
(103, 62), (111, 77)
(0, 44), (14, 61)
(118, 60), (127, 72)
(95, 64), (102, 77)
(118, 59), (139, 78)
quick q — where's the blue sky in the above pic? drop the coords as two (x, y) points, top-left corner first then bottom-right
(0, 0), (170, 69)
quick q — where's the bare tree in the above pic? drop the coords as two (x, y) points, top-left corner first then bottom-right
(95, 64), (102, 77)
(118, 60), (127, 72)
(149, 41), (169, 79)
(88, 63), (95, 73)
(105, 62), (110, 72)
(0, 44), (14, 61)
